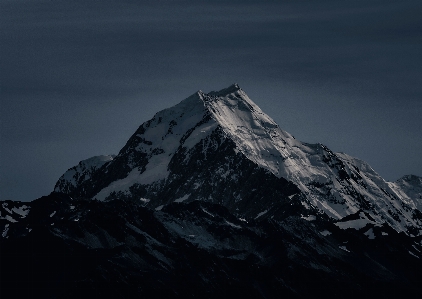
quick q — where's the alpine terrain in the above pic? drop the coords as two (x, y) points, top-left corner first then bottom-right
(2, 84), (422, 299)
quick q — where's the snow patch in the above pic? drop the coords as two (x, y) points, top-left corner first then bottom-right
(94, 168), (141, 201)
(4, 215), (17, 223)
(140, 198), (150, 204)
(301, 215), (316, 221)
(94, 152), (171, 200)
(364, 228), (375, 239)
(255, 210), (268, 219)
(50, 211), (56, 217)
(335, 213), (378, 230)
(300, 201), (310, 210)
(202, 208), (214, 217)
(12, 205), (30, 218)
(320, 230), (331, 236)
(225, 220), (241, 229)
(339, 246), (350, 253)
(2, 224), (9, 238)
(174, 194), (189, 203)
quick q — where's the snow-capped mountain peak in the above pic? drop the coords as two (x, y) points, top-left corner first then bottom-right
(54, 84), (422, 236)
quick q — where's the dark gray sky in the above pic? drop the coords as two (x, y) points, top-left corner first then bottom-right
(1, 0), (421, 201)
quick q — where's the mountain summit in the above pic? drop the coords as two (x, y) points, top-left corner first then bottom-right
(55, 84), (422, 235)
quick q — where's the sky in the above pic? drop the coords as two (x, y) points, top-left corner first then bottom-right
(1, 0), (421, 202)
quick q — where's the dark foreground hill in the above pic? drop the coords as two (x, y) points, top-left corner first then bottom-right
(1, 192), (422, 299)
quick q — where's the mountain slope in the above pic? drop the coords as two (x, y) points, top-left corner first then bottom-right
(55, 155), (115, 195)
(388, 175), (422, 211)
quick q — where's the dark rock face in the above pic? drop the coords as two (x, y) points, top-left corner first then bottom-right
(2, 193), (422, 299)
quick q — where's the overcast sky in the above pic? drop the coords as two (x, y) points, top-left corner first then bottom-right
(1, 0), (421, 202)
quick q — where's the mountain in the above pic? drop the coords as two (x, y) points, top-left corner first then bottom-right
(2, 84), (422, 298)
(55, 84), (422, 235)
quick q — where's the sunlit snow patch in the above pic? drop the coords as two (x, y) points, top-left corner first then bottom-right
(409, 251), (420, 259)
(155, 205), (164, 211)
(50, 211), (56, 217)
(301, 215), (316, 221)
